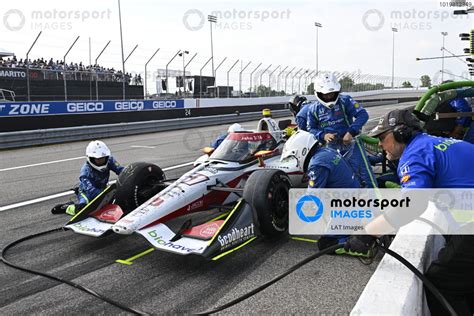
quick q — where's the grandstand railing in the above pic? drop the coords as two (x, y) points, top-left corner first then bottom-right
(0, 89), (15, 101)
(0, 66), (142, 84)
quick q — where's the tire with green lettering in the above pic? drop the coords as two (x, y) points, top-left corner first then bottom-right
(115, 162), (165, 213)
(243, 170), (291, 236)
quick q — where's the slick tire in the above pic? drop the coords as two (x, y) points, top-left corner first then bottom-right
(115, 162), (165, 213)
(243, 170), (291, 236)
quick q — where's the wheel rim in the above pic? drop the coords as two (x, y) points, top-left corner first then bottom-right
(136, 173), (164, 205)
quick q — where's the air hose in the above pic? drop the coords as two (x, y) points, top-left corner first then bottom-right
(1, 229), (457, 316)
(0, 227), (149, 316)
(197, 242), (457, 316)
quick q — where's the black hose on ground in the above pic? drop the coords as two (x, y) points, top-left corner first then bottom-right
(197, 242), (457, 316)
(1, 229), (457, 316)
(0, 227), (149, 316)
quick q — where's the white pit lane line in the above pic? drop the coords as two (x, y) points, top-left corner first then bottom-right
(130, 145), (157, 149)
(0, 156), (85, 172)
(0, 161), (195, 212)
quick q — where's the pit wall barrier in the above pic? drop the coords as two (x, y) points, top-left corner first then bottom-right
(351, 203), (446, 315)
(0, 89), (425, 133)
(0, 89), (425, 148)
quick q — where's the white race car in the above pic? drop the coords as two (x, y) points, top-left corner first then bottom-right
(64, 121), (318, 260)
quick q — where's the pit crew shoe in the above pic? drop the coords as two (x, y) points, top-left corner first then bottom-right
(51, 202), (74, 215)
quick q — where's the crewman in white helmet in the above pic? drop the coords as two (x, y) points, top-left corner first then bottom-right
(51, 140), (124, 215)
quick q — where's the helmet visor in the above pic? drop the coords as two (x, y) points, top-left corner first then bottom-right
(90, 156), (108, 167)
(317, 91), (339, 104)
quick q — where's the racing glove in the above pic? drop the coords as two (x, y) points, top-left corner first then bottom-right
(342, 235), (377, 257)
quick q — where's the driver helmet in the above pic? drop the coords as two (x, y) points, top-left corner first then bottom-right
(228, 123), (245, 133)
(86, 140), (111, 172)
(262, 108), (272, 117)
(314, 73), (341, 109)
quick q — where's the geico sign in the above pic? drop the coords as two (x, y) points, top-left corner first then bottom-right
(67, 102), (104, 112)
(115, 101), (144, 111)
(152, 100), (177, 109)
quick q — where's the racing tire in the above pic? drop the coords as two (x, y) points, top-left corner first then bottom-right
(243, 170), (291, 236)
(115, 162), (165, 213)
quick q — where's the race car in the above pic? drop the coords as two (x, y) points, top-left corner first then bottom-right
(64, 121), (319, 260)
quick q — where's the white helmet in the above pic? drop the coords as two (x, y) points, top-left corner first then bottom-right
(280, 130), (319, 171)
(314, 73), (341, 109)
(228, 123), (245, 133)
(86, 140), (111, 172)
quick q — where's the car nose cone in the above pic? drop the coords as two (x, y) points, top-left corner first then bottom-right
(112, 224), (134, 235)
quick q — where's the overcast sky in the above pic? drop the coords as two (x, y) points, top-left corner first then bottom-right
(1, 0), (472, 93)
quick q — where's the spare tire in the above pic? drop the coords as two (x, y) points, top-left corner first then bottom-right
(243, 170), (291, 236)
(115, 162), (165, 213)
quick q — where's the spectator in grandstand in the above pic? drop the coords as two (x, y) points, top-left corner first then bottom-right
(0, 56), (124, 83)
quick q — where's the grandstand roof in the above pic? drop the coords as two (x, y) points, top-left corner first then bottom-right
(0, 48), (15, 58)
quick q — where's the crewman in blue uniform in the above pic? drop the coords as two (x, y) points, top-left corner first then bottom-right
(288, 95), (310, 131)
(344, 109), (474, 316)
(424, 95), (474, 144)
(51, 140), (124, 215)
(288, 130), (360, 251)
(307, 147), (360, 189)
(306, 73), (377, 188)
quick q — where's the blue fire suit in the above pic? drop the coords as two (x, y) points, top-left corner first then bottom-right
(308, 147), (360, 248)
(307, 147), (360, 188)
(306, 94), (377, 188)
(295, 102), (311, 131)
(77, 156), (124, 205)
(397, 133), (474, 190)
(383, 133), (474, 316)
(450, 98), (474, 144)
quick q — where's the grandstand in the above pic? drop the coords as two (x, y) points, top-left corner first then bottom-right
(0, 54), (143, 101)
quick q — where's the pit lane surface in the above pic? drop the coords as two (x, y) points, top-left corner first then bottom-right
(0, 101), (413, 315)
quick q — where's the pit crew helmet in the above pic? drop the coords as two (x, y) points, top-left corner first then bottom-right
(289, 95), (308, 117)
(86, 140), (111, 172)
(314, 73), (341, 109)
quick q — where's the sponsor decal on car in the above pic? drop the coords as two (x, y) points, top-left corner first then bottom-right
(204, 166), (218, 174)
(72, 222), (107, 234)
(147, 230), (203, 253)
(150, 198), (164, 206)
(217, 223), (255, 250)
(228, 132), (273, 141)
(200, 222), (220, 238)
(182, 173), (209, 186)
(187, 200), (204, 211)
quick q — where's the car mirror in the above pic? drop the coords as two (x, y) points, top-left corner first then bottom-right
(202, 147), (215, 155)
(254, 150), (273, 158)
(254, 150), (273, 167)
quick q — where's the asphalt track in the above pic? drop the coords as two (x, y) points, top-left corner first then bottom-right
(0, 101), (414, 315)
